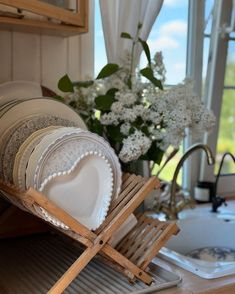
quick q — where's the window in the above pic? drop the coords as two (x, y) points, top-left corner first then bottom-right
(94, 0), (106, 76)
(199, 0), (235, 197)
(215, 41), (235, 175)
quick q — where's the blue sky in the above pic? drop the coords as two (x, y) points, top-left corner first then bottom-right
(94, 0), (188, 84)
(94, 0), (234, 85)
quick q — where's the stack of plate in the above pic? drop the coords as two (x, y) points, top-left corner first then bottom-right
(0, 81), (122, 230)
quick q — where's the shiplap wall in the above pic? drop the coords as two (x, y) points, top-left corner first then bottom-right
(0, 2), (94, 93)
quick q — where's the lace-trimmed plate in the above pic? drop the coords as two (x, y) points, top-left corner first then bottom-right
(30, 128), (122, 200)
(0, 98), (87, 182)
(36, 151), (113, 230)
(13, 126), (61, 189)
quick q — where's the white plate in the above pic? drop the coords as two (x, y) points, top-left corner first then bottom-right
(13, 126), (61, 189)
(0, 97), (87, 138)
(0, 100), (19, 117)
(25, 127), (80, 189)
(27, 128), (122, 200)
(1, 114), (78, 183)
(38, 151), (113, 230)
(0, 81), (42, 107)
(0, 98), (87, 182)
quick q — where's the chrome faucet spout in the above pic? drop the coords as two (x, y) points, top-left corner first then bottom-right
(169, 143), (215, 217)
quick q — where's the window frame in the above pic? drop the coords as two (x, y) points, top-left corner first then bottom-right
(198, 0), (235, 197)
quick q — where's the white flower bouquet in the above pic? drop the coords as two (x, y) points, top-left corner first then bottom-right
(58, 25), (215, 169)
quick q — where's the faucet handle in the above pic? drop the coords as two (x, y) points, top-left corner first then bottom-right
(212, 195), (227, 212)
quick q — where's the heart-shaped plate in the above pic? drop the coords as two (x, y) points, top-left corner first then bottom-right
(37, 151), (113, 230)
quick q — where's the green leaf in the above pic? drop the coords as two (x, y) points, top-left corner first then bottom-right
(73, 80), (94, 88)
(58, 74), (74, 93)
(127, 76), (132, 89)
(141, 125), (150, 136)
(89, 118), (103, 135)
(140, 67), (163, 90)
(146, 142), (164, 165)
(106, 88), (119, 97)
(53, 95), (65, 102)
(138, 38), (151, 66)
(138, 22), (143, 29)
(120, 32), (132, 39)
(96, 63), (119, 79)
(106, 125), (123, 142)
(95, 94), (115, 111)
(69, 101), (77, 108)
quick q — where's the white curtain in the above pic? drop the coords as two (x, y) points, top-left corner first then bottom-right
(99, 0), (164, 65)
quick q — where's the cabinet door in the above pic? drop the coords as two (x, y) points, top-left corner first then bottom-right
(0, 0), (88, 35)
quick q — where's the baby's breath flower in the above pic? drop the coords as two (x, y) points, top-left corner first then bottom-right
(100, 112), (120, 126)
(115, 91), (137, 106)
(111, 101), (124, 114)
(120, 122), (131, 135)
(119, 130), (151, 162)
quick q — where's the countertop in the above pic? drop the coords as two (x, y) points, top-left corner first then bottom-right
(154, 257), (235, 294)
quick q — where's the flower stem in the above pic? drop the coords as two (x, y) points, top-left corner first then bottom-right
(129, 24), (142, 86)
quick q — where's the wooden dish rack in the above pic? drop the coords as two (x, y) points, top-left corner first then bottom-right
(0, 173), (179, 294)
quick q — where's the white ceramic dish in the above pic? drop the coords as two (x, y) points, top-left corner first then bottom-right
(28, 128), (122, 200)
(0, 98), (87, 181)
(13, 126), (61, 189)
(0, 99), (18, 117)
(1, 114), (78, 183)
(0, 97), (87, 138)
(38, 151), (113, 230)
(0, 81), (42, 107)
(25, 127), (80, 189)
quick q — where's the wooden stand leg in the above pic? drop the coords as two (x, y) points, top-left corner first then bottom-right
(48, 239), (106, 294)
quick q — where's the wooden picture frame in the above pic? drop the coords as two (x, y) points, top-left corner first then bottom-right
(0, 0), (88, 36)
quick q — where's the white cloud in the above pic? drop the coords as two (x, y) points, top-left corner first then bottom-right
(159, 20), (187, 37)
(165, 62), (186, 84)
(172, 62), (185, 71)
(148, 37), (179, 51)
(164, 0), (187, 7)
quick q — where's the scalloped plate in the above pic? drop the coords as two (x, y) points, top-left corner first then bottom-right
(0, 98), (87, 181)
(38, 151), (113, 230)
(30, 128), (122, 200)
(13, 126), (61, 189)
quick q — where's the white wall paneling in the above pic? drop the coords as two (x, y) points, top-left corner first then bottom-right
(12, 32), (41, 82)
(0, 0), (94, 92)
(0, 30), (12, 82)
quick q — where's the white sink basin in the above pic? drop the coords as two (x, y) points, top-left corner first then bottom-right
(159, 217), (235, 279)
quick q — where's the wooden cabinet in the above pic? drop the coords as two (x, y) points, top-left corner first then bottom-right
(0, 0), (88, 36)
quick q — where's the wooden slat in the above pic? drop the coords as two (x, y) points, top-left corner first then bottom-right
(116, 215), (179, 271)
(109, 175), (144, 211)
(130, 223), (166, 263)
(96, 178), (147, 235)
(140, 223), (179, 270)
(26, 187), (95, 243)
(98, 177), (159, 243)
(101, 245), (152, 285)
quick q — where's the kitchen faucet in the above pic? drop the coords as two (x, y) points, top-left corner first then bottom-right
(212, 152), (235, 212)
(158, 143), (215, 219)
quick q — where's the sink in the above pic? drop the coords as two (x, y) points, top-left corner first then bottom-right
(159, 217), (235, 279)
